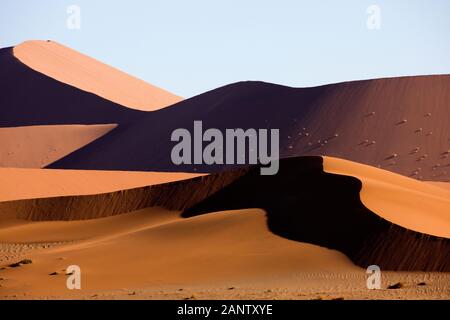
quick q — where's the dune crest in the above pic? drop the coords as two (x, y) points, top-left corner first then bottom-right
(13, 41), (182, 111)
(322, 156), (450, 239)
(49, 77), (450, 182)
(0, 208), (357, 296)
(1, 156), (448, 271)
(0, 168), (202, 202)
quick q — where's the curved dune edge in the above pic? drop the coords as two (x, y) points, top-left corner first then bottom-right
(47, 76), (450, 182)
(0, 168), (203, 202)
(13, 41), (182, 111)
(0, 156), (448, 271)
(0, 208), (358, 296)
(0, 172), (239, 220)
(322, 156), (450, 239)
(0, 124), (117, 168)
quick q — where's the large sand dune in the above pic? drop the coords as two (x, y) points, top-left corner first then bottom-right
(323, 157), (450, 238)
(49, 77), (450, 182)
(0, 41), (448, 299)
(0, 41), (183, 168)
(14, 41), (182, 111)
(1, 155), (449, 298)
(0, 43), (149, 127)
(1, 157), (448, 279)
(2, 41), (447, 181)
(0, 208), (369, 298)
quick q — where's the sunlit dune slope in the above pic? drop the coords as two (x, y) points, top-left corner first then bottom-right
(0, 124), (116, 168)
(0, 168), (202, 202)
(0, 208), (356, 295)
(0, 47), (143, 127)
(14, 40), (182, 111)
(322, 156), (450, 238)
(428, 182), (450, 191)
(1, 156), (448, 271)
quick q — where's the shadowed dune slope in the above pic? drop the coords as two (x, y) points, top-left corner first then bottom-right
(13, 41), (182, 111)
(3, 156), (449, 271)
(0, 171), (239, 220)
(49, 76), (450, 181)
(0, 124), (117, 168)
(183, 157), (449, 271)
(322, 156), (450, 238)
(0, 41), (183, 166)
(0, 46), (144, 127)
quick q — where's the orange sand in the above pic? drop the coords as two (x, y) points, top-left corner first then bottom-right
(0, 124), (117, 168)
(0, 168), (202, 202)
(323, 156), (450, 238)
(0, 157), (448, 299)
(13, 41), (182, 111)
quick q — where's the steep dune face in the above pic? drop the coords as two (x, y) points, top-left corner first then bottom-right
(3, 157), (448, 271)
(13, 41), (182, 111)
(0, 41), (183, 168)
(0, 45), (143, 127)
(322, 156), (450, 238)
(49, 77), (450, 182)
(0, 172), (238, 221)
(0, 124), (117, 168)
(182, 157), (449, 271)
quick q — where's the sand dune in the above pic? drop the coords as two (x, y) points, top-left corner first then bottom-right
(0, 168), (201, 202)
(0, 208), (360, 297)
(0, 39), (448, 300)
(0, 207), (448, 299)
(0, 41), (183, 167)
(0, 171), (234, 221)
(1, 157), (448, 272)
(0, 45), (143, 127)
(0, 157), (448, 299)
(182, 156), (450, 271)
(3, 40), (447, 182)
(0, 124), (117, 168)
(14, 41), (182, 111)
(0, 207), (180, 243)
(323, 156), (450, 238)
(49, 77), (450, 182)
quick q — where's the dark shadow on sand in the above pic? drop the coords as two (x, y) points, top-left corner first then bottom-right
(183, 157), (449, 271)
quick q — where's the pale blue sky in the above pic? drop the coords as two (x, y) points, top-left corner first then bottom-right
(1, 0), (449, 97)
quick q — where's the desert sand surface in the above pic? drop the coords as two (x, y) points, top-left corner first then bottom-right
(0, 208), (448, 300)
(0, 41), (448, 300)
(323, 156), (450, 238)
(428, 182), (450, 191)
(0, 168), (201, 202)
(0, 208), (449, 299)
(0, 157), (448, 300)
(49, 76), (450, 182)
(0, 124), (117, 168)
(14, 41), (182, 111)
